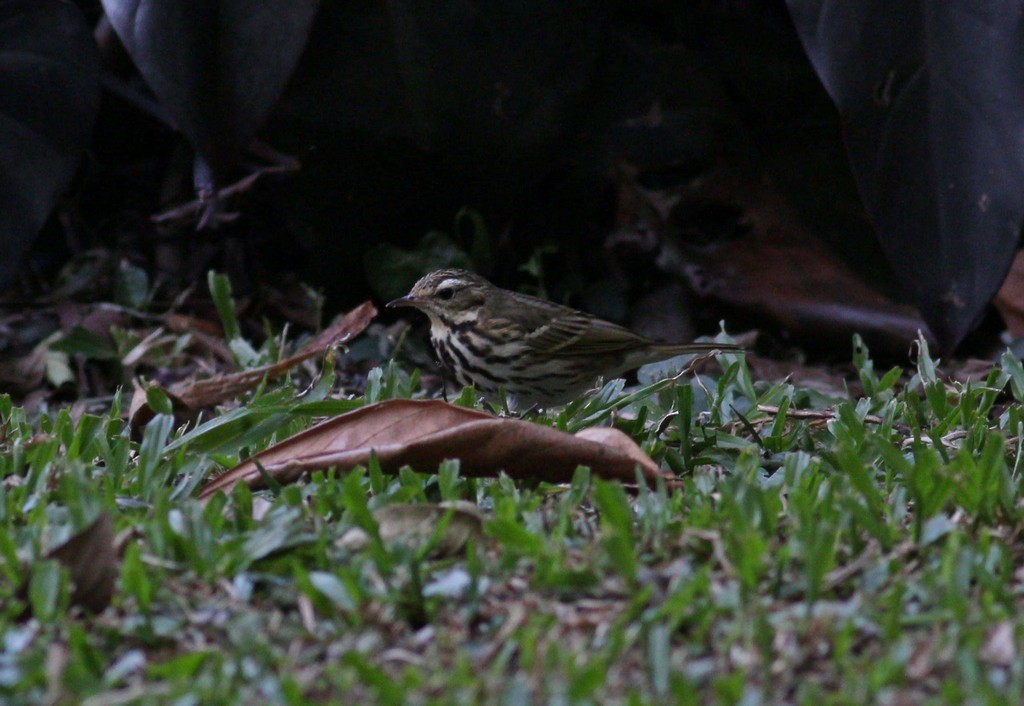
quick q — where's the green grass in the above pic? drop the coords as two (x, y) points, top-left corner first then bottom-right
(3, 326), (1024, 705)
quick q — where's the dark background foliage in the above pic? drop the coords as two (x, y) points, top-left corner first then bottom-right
(4, 0), (1023, 355)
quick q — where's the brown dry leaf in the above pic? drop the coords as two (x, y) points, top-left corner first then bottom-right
(338, 501), (484, 557)
(127, 378), (153, 430)
(43, 641), (70, 705)
(258, 281), (324, 330)
(686, 223), (929, 355)
(127, 378), (194, 433)
(127, 301), (377, 430)
(995, 249), (1024, 337)
(980, 621), (1017, 666)
(745, 353), (852, 399)
(54, 302), (129, 341)
(0, 348), (46, 395)
(163, 313), (223, 338)
(49, 513), (119, 614)
(16, 513), (119, 617)
(574, 426), (660, 472)
(198, 399), (672, 500)
(171, 350), (322, 408)
(120, 327), (178, 367)
(163, 314), (234, 364)
(298, 304), (378, 355)
(173, 301), (377, 409)
(948, 358), (999, 385)
(629, 164), (933, 355)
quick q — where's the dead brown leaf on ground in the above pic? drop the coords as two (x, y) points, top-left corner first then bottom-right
(49, 513), (119, 614)
(126, 378), (195, 432)
(995, 250), (1024, 338)
(337, 501), (485, 557)
(163, 314), (234, 364)
(0, 347), (46, 395)
(127, 301), (377, 430)
(54, 303), (130, 343)
(198, 399), (672, 500)
(650, 167), (933, 355)
(980, 621), (1017, 666)
(16, 513), (119, 618)
(745, 353), (855, 399)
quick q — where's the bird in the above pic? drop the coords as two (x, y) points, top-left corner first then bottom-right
(387, 268), (742, 409)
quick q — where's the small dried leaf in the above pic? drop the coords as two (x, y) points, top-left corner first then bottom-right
(120, 327), (177, 367)
(43, 349), (74, 388)
(163, 313), (223, 338)
(127, 378), (152, 430)
(0, 348), (46, 395)
(337, 501), (484, 557)
(174, 300), (375, 408)
(172, 301), (375, 409)
(126, 301), (376, 431)
(127, 379), (192, 437)
(299, 303), (378, 355)
(163, 314), (233, 363)
(49, 513), (118, 614)
(16, 513), (119, 617)
(981, 621), (1016, 666)
(251, 497), (274, 522)
(574, 427), (659, 475)
(995, 250), (1024, 337)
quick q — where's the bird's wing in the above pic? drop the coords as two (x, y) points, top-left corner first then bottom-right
(524, 314), (646, 356)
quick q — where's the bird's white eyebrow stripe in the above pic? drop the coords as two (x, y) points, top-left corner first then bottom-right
(438, 278), (464, 289)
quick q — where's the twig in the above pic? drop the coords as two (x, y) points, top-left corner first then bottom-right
(756, 404), (911, 434)
(823, 540), (915, 592)
(151, 162), (300, 225)
(685, 528), (737, 577)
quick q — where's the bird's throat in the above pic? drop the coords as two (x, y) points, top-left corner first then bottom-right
(432, 313), (478, 335)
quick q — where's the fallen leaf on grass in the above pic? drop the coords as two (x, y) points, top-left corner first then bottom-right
(198, 399), (672, 500)
(16, 513), (118, 617)
(120, 327), (180, 368)
(980, 621), (1017, 666)
(126, 378), (196, 432)
(0, 347), (46, 395)
(128, 301), (377, 430)
(337, 501), (484, 557)
(49, 513), (118, 614)
(174, 301), (377, 409)
(574, 426), (660, 472)
(163, 314), (234, 364)
(995, 250), (1024, 337)
(54, 302), (129, 347)
(163, 313), (223, 338)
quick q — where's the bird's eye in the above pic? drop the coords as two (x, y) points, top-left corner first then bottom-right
(437, 287), (455, 301)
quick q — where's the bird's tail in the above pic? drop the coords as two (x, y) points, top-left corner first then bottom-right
(615, 340), (743, 378)
(650, 342), (744, 358)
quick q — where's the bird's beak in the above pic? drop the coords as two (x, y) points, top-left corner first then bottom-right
(386, 294), (417, 309)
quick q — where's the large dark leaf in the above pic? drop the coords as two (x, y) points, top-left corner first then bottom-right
(101, 0), (320, 183)
(0, 0), (98, 289)
(786, 1), (1024, 349)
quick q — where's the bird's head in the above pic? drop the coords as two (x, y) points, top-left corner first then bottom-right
(387, 269), (490, 323)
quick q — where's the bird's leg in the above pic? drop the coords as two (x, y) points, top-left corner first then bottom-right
(499, 388), (512, 417)
(516, 403), (541, 419)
